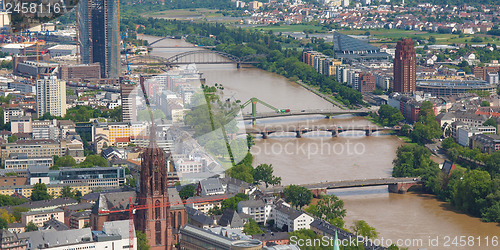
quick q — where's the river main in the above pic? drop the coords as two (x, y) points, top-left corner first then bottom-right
(141, 35), (500, 249)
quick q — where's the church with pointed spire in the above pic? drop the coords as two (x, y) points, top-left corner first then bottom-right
(136, 125), (187, 249)
(90, 124), (187, 250)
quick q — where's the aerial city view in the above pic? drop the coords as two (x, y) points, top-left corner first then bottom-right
(0, 0), (498, 249)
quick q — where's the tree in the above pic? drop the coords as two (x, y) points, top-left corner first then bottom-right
(392, 144), (440, 180)
(79, 155), (108, 168)
(137, 231), (150, 250)
(428, 36), (436, 44)
(377, 105), (404, 126)
(351, 220), (378, 239)
(481, 101), (491, 107)
(243, 218), (264, 235)
(252, 164), (282, 188)
(53, 155), (77, 169)
(0, 218), (7, 229)
(31, 183), (51, 201)
(60, 185), (82, 201)
(410, 101), (441, 144)
(315, 195), (346, 228)
(125, 176), (137, 188)
(0, 194), (25, 206)
(483, 118), (498, 129)
(12, 207), (29, 222)
(0, 209), (14, 224)
(246, 133), (255, 149)
(61, 185), (73, 198)
(7, 135), (17, 143)
(288, 229), (328, 249)
(25, 221), (38, 232)
(221, 193), (248, 210)
(179, 185), (196, 200)
(283, 185), (313, 209)
(452, 170), (492, 217)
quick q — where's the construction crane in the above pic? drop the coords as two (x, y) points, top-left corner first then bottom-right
(122, 32), (131, 75)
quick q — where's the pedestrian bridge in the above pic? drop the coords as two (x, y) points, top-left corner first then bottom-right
(265, 177), (422, 196)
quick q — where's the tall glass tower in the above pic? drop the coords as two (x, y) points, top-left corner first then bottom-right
(77, 0), (120, 79)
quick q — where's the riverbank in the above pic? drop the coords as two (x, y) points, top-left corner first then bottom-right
(296, 80), (346, 109)
(142, 35), (500, 249)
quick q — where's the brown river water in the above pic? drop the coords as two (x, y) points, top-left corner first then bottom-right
(139, 34), (500, 249)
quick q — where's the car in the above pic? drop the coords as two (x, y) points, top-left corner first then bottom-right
(301, 110), (305, 112)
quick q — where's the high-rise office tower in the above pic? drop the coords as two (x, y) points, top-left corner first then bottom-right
(77, 0), (120, 79)
(121, 83), (137, 122)
(394, 38), (416, 93)
(36, 76), (67, 117)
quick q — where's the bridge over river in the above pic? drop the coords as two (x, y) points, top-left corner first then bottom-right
(265, 177), (422, 196)
(246, 124), (401, 137)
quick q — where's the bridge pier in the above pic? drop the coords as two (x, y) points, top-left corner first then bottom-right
(296, 131), (302, 138)
(365, 129), (372, 136)
(261, 132), (268, 139)
(311, 188), (327, 198)
(331, 129), (338, 137)
(388, 183), (420, 194)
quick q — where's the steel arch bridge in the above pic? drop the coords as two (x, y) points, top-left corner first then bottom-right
(128, 51), (265, 68)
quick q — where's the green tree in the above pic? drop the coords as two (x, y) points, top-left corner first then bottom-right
(252, 164), (282, 188)
(31, 183), (51, 201)
(288, 229), (329, 249)
(227, 163), (254, 183)
(137, 231), (150, 250)
(60, 185), (82, 201)
(79, 155), (108, 168)
(315, 195), (346, 228)
(12, 207), (29, 222)
(0, 194), (25, 206)
(453, 170), (492, 217)
(25, 221), (38, 232)
(179, 185), (196, 200)
(410, 101), (441, 144)
(483, 118), (498, 129)
(53, 155), (77, 169)
(392, 144), (440, 179)
(7, 135), (17, 143)
(377, 105), (404, 126)
(481, 101), (491, 107)
(221, 193), (248, 210)
(243, 218), (264, 235)
(351, 220), (379, 239)
(283, 185), (313, 209)
(0, 218), (7, 229)
(125, 176), (137, 188)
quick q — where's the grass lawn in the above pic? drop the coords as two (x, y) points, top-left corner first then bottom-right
(144, 8), (222, 19)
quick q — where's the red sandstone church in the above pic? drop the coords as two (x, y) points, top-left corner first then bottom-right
(91, 126), (187, 250)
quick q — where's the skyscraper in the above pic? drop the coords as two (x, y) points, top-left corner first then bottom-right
(36, 76), (67, 117)
(77, 0), (120, 79)
(394, 38), (416, 93)
(121, 83), (137, 122)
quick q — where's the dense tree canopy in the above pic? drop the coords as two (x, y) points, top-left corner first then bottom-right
(283, 185), (313, 209)
(31, 183), (51, 201)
